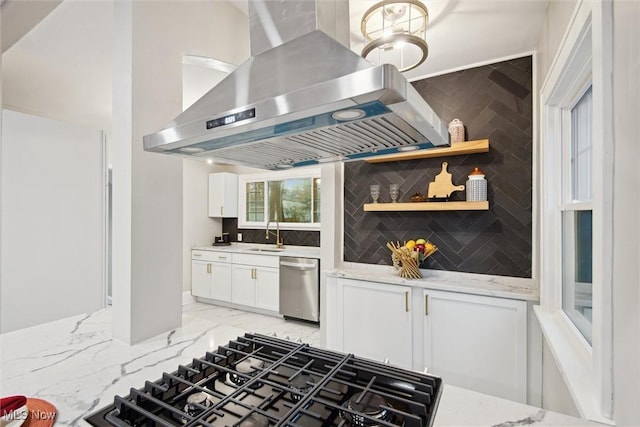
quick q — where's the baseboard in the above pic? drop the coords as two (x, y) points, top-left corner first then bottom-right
(182, 291), (196, 305)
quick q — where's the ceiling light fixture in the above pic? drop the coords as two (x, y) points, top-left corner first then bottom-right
(360, 0), (429, 73)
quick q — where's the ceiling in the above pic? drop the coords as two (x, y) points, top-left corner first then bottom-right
(230, 0), (549, 81)
(1, 0), (549, 131)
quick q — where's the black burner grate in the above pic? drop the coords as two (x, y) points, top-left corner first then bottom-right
(85, 333), (442, 427)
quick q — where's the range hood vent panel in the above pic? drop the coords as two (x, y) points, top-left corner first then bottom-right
(143, 3), (449, 169)
(170, 32), (373, 127)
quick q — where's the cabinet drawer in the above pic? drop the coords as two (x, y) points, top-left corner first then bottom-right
(233, 253), (280, 268)
(191, 250), (233, 263)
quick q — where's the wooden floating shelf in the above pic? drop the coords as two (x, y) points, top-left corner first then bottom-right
(365, 139), (490, 163)
(364, 201), (489, 212)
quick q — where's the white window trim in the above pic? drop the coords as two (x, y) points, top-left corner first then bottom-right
(536, 0), (613, 423)
(238, 167), (321, 231)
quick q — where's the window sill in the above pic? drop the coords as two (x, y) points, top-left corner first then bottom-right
(533, 306), (614, 425)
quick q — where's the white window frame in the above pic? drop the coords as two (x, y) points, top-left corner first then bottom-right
(536, 0), (613, 423)
(561, 86), (593, 344)
(238, 167), (321, 231)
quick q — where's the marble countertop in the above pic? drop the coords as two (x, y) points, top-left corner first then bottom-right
(0, 306), (602, 426)
(327, 264), (539, 301)
(192, 242), (321, 259)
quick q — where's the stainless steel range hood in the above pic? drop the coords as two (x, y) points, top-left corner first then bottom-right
(143, 0), (448, 170)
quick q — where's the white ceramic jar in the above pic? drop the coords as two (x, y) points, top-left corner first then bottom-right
(466, 167), (487, 201)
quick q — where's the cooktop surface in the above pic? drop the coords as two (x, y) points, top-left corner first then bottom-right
(85, 333), (442, 427)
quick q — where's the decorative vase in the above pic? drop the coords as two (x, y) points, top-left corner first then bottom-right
(448, 119), (465, 143)
(466, 167), (487, 201)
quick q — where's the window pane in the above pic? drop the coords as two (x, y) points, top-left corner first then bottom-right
(562, 210), (593, 344)
(313, 178), (321, 223)
(245, 181), (264, 222)
(268, 178), (312, 223)
(571, 87), (593, 202)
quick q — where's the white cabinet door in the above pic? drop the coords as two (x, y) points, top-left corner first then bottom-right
(208, 173), (238, 218)
(210, 262), (232, 302)
(339, 279), (413, 369)
(231, 264), (255, 306)
(191, 260), (212, 299)
(423, 289), (527, 402)
(254, 267), (279, 312)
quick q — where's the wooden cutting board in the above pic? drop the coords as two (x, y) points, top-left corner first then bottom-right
(427, 162), (465, 199)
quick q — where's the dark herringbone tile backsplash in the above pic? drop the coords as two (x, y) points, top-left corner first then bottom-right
(344, 56), (533, 278)
(223, 218), (320, 247)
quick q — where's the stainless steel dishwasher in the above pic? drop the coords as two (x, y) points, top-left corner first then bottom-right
(279, 257), (320, 323)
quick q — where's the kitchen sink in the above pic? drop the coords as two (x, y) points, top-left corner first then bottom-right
(245, 247), (286, 253)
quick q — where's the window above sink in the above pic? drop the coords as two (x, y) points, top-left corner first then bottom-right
(238, 168), (321, 231)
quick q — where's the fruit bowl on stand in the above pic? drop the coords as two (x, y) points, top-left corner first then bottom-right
(387, 239), (438, 279)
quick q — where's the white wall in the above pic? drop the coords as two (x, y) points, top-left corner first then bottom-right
(1, 0), (113, 132)
(611, 1), (640, 424)
(534, 0), (582, 417)
(182, 159), (220, 291)
(536, 0), (578, 82)
(111, 0), (250, 344)
(1, 110), (105, 333)
(536, 1), (640, 423)
(541, 342), (580, 416)
(181, 60), (236, 292)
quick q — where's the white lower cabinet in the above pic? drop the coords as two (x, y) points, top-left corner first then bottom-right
(254, 267), (279, 311)
(327, 278), (413, 369)
(191, 251), (232, 301)
(191, 250), (279, 313)
(325, 277), (528, 403)
(231, 265), (256, 306)
(191, 260), (213, 299)
(211, 264), (232, 301)
(231, 254), (280, 313)
(422, 289), (527, 402)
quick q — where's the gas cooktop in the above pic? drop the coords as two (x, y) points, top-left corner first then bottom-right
(85, 333), (442, 427)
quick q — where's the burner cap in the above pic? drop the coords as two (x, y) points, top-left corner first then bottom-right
(226, 357), (266, 387)
(342, 392), (394, 427)
(239, 413), (269, 427)
(289, 374), (315, 401)
(290, 374), (314, 391)
(347, 392), (386, 415)
(186, 392), (209, 406)
(175, 391), (213, 424)
(235, 357), (265, 374)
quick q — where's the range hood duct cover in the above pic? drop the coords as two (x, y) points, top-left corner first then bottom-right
(143, 0), (449, 170)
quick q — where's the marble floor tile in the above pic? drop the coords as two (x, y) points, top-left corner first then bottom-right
(182, 301), (320, 346)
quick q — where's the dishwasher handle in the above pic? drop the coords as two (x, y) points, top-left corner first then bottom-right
(280, 261), (317, 270)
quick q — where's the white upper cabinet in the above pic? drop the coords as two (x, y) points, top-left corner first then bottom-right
(208, 172), (238, 218)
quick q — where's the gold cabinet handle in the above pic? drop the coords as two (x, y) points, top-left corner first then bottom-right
(218, 256), (227, 260)
(193, 253), (202, 257)
(207, 263), (211, 274)
(405, 291), (409, 312)
(220, 206), (223, 215)
(425, 294), (429, 316)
